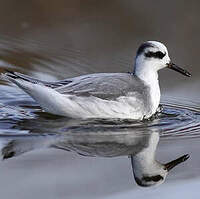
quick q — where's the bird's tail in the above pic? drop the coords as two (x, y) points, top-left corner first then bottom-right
(0, 134), (59, 160)
(0, 70), (72, 116)
(0, 70), (43, 84)
(0, 70), (46, 94)
(0, 70), (71, 89)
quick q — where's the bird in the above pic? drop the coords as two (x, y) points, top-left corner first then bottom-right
(0, 41), (191, 120)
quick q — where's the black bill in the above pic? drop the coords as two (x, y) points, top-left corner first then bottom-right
(167, 63), (191, 77)
(164, 154), (190, 172)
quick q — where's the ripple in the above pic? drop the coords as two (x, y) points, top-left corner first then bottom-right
(0, 84), (200, 141)
(159, 100), (200, 140)
(0, 94), (199, 142)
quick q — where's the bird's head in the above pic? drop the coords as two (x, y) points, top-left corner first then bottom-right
(134, 41), (191, 78)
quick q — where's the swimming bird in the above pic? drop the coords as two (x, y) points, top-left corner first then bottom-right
(0, 41), (191, 119)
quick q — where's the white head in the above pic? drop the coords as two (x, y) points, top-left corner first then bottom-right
(134, 41), (191, 80)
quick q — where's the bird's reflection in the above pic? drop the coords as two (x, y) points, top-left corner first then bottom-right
(0, 117), (189, 187)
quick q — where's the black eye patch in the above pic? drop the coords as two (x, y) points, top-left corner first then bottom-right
(142, 175), (164, 182)
(145, 51), (166, 59)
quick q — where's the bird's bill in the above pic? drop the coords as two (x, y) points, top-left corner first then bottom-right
(167, 63), (191, 77)
(164, 154), (190, 172)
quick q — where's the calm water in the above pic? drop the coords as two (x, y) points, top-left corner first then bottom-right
(0, 1), (200, 199)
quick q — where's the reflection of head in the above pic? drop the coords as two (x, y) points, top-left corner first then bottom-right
(134, 162), (167, 187)
(131, 132), (189, 187)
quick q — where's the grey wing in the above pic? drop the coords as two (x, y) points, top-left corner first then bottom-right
(55, 73), (147, 100)
(4, 71), (147, 100)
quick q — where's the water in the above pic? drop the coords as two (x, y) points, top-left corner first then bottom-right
(0, 1), (200, 198)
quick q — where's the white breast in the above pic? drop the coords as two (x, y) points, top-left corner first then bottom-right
(134, 66), (161, 118)
(148, 79), (160, 115)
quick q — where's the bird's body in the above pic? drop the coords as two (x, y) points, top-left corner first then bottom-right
(0, 41), (191, 119)
(2, 72), (153, 119)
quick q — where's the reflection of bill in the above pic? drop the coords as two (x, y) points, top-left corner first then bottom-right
(130, 132), (189, 187)
(0, 125), (189, 187)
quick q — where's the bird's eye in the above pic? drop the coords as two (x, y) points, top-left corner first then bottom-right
(151, 175), (164, 182)
(155, 51), (166, 59)
(145, 51), (166, 59)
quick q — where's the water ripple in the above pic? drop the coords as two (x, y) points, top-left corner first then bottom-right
(0, 86), (200, 141)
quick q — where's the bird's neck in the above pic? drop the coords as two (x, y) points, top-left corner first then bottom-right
(131, 132), (159, 175)
(134, 64), (160, 115)
(134, 63), (159, 85)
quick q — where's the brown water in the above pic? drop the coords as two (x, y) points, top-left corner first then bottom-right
(0, 1), (200, 198)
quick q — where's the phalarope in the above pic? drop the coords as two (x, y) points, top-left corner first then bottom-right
(1, 41), (191, 119)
